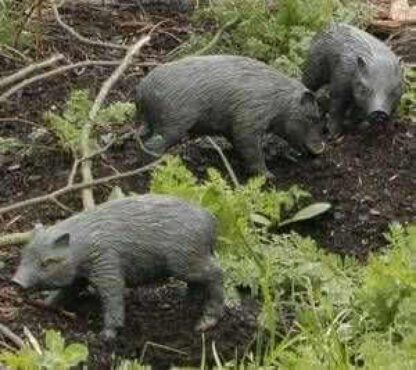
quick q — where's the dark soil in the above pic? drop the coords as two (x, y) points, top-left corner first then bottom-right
(0, 3), (415, 369)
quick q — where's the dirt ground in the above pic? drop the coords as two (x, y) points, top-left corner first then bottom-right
(0, 3), (415, 369)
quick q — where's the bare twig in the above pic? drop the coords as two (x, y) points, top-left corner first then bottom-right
(89, 36), (151, 119)
(0, 159), (162, 216)
(5, 215), (22, 229)
(23, 327), (42, 355)
(0, 231), (33, 247)
(0, 340), (16, 351)
(0, 53), (64, 90)
(79, 139), (95, 210)
(193, 16), (240, 57)
(168, 15), (240, 61)
(136, 131), (163, 157)
(0, 117), (45, 128)
(25, 299), (77, 320)
(0, 44), (33, 63)
(52, 0), (129, 51)
(0, 60), (157, 103)
(66, 132), (133, 187)
(207, 136), (240, 187)
(0, 60), (120, 102)
(0, 324), (24, 349)
(81, 35), (151, 210)
(67, 153), (79, 187)
(51, 197), (76, 214)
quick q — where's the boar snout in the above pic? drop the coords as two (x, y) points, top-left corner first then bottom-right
(368, 110), (390, 124)
(12, 269), (33, 290)
(305, 141), (326, 156)
(304, 132), (326, 155)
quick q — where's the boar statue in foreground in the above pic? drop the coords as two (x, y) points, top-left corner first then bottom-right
(303, 23), (403, 135)
(136, 55), (325, 179)
(12, 195), (224, 341)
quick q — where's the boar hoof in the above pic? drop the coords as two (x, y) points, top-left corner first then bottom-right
(195, 315), (219, 332)
(99, 328), (117, 343)
(265, 171), (276, 181)
(327, 121), (343, 139)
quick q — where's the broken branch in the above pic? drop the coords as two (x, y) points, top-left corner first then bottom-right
(0, 60), (120, 102)
(0, 324), (24, 349)
(0, 158), (162, 217)
(0, 231), (33, 247)
(52, 0), (129, 51)
(0, 53), (64, 90)
(207, 136), (240, 188)
(89, 35), (151, 120)
(81, 35), (151, 210)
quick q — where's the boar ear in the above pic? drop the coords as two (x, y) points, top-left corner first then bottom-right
(32, 223), (45, 238)
(53, 233), (70, 248)
(300, 91), (315, 106)
(357, 56), (367, 75)
(33, 223), (44, 232)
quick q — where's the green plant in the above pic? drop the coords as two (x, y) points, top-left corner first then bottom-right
(0, 0), (32, 48)
(150, 156), (356, 308)
(173, 0), (373, 77)
(148, 157), (416, 368)
(0, 330), (88, 369)
(44, 89), (135, 153)
(0, 136), (24, 154)
(355, 223), (416, 332)
(399, 65), (416, 123)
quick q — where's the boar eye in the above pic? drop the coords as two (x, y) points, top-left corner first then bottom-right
(356, 82), (370, 95)
(40, 257), (62, 268)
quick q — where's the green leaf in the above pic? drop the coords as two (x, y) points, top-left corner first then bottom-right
(278, 202), (332, 227)
(45, 330), (65, 354)
(63, 343), (88, 366)
(250, 213), (272, 227)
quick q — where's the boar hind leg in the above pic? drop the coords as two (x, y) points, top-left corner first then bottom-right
(182, 258), (224, 332)
(328, 86), (352, 136)
(232, 133), (269, 178)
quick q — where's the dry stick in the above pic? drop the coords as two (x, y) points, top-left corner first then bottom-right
(193, 16), (241, 57)
(0, 158), (162, 217)
(89, 36), (151, 120)
(80, 35), (151, 210)
(0, 44), (33, 63)
(0, 324), (24, 349)
(0, 117), (45, 128)
(0, 231), (33, 247)
(52, 0), (129, 51)
(206, 136), (240, 188)
(68, 131), (134, 187)
(51, 197), (76, 214)
(0, 53), (64, 90)
(0, 60), (145, 103)
(25, 299), (76, 320)
(167, 15), (240, 61)
(0, 340), (16, 351)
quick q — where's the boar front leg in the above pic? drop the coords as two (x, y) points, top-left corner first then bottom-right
(93, 276), (125, 341)
(90, 255), (125, 341)
(232, 132), (273, 179)
(328, 83), (352, 136)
